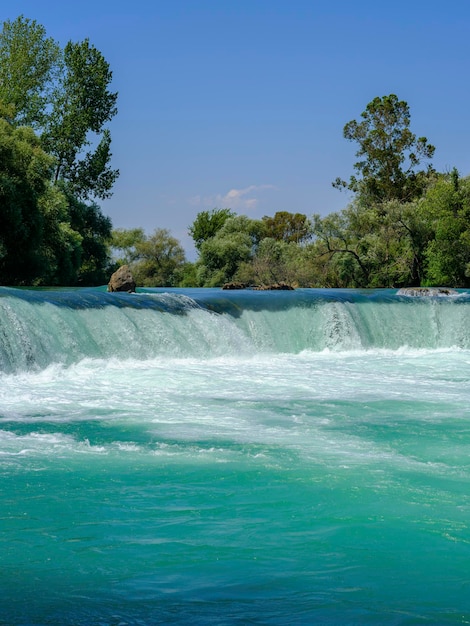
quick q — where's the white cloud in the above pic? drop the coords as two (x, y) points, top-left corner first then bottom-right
(189, 184), (276, 213)
(188, 194), (202, 206)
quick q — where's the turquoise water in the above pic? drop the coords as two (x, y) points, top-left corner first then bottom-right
(1, 288), (470, 625)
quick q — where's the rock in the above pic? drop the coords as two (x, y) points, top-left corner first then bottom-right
(222, 282), (247, 290)
(253, 283), (295, 291)
(107, 265), (136, 293)
(397, 287), (457, 297)
(270, 283), (295, 290)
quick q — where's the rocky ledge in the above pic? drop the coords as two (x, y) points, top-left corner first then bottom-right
(397, 287), (458, 297)
(222, 282), (295, 290)
(221, 282), (247, 290)
(252, 283), (295, 291)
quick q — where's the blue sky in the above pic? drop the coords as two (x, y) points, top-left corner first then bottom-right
(4, 1), (470, 258)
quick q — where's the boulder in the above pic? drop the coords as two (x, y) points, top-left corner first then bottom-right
(107, 265), (136, 293)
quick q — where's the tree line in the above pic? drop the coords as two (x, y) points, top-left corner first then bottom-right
(1, 17), (470, 288)
(112, 94), (470, 289)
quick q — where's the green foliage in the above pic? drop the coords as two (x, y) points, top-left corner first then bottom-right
(0, 112), (113, 286)
(236, 238), (298, 286)
(196, 215), (264, 286)
(131, 228), (187, 287)
(110, 228), (146, 266)
(66, 191), (113, 285)
(4, 52), (470, 291)
(110, 228), (187, 287)
(0, 16), (119, 285)
(419, 171), (470, 286)
(0, 16), (119, 201)
(199, 232), (253, 285)
(189, 208), (235, 251)
(0, 16), (61, 127)
(311, 198), (430, 288)
(0, 117), (53, 283)
(37, 184), (83, 285)
(312, 209), (370, 287)
(41, 39), (118, 199)
(334, 94), (435, 205)
(262, 211), (312, 244)
(177, 262), (199, 287)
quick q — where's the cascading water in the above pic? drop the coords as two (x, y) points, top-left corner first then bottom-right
(1, 287), (470, 371)
(1, 286), (470, 625)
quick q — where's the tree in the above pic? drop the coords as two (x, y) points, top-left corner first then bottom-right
(311, 196), (430, 288)
(132, 228), (186, 287)
(37, 184), (83, 285)
(0, 117), (53, 283)
(110, 228), (146, 266)
(42, 39), (118, 199)
(333, 94), (435, 205)
(0, 16), (60, 127)
(262, 211), (312, 244)
(196, 215), (264, 286)
(189, 208), (235, 251)
(0, 16), (120, 286)
(419, 170), (470, 287)
(0, 105), (114, 286)
(0, 16), (119, 200)
(236, 237), (300, 287)
(312, 208), (371, 287)
(66, 191), (113, 285)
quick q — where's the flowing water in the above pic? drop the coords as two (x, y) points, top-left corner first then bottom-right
(1, 287), (470, 625)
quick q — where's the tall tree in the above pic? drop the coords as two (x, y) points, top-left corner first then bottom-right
(0, 16), (119, 286)
(0, 16), (119, 200)
(0, 16), (60, 127)
(333, 94), (435, 205)
(42, 39), (118, 199)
